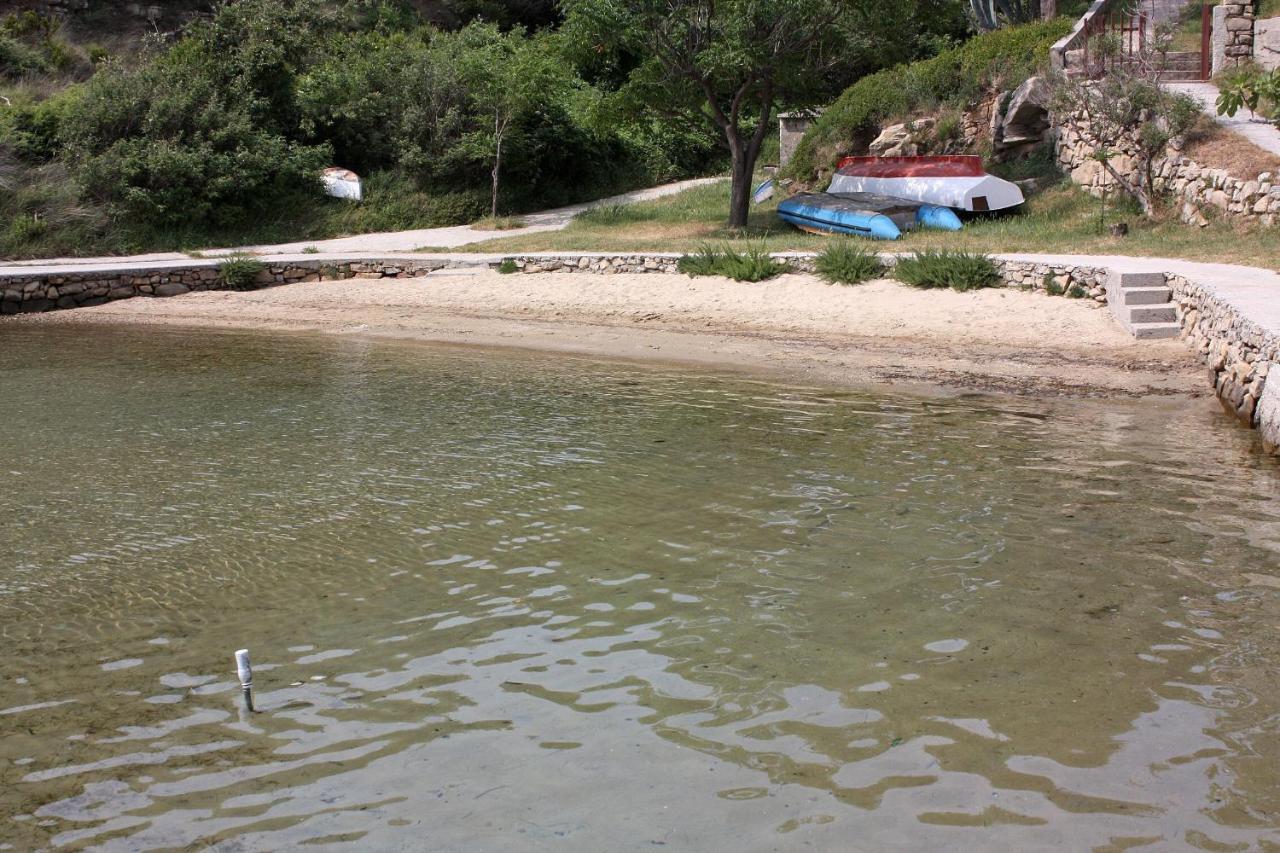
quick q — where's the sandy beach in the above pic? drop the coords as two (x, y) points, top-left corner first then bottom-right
(12, 269), (1204, 397)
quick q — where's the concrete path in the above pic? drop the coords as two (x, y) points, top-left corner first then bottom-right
(1165, 81), (1280, 157)
(2, 177), (726, 268)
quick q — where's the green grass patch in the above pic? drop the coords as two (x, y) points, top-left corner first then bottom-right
(891, 250), (1001, 291)
(814, 242), (885, 285)
(473, 215), (528, 231)
(677, 244), (789, 282)
(217, 252), (267, 290)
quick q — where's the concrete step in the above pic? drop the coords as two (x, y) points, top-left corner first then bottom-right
(1129, 303), (1178, 323)
(1117, 285), (1172, 305)
(1111, 271), (1166, 289)
(1130, 321), (1182, 340)
(1158, 71), (1206, 82)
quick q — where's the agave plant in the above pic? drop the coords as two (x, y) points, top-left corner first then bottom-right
(969, 0), (1039, 30)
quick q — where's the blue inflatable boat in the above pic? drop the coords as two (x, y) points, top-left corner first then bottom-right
(777, 192), (963, 241)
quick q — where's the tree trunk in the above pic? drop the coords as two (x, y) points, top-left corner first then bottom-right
(728, 147), (754, 228)
(491, 114), (503, 218)
(1040, 0), (1056, 19)
(1100, 157), (1154, 217)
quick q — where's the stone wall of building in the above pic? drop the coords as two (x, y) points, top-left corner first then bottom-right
(1218, 1), (1258, 71)
(1257, 15), (1280, 71)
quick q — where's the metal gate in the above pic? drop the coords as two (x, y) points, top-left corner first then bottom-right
(1074, 0), (1213, 82)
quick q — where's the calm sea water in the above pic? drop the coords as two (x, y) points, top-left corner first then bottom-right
(2, 325), (1279, 851)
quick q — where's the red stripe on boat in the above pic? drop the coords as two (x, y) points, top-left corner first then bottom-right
(835, 155), (986, 178)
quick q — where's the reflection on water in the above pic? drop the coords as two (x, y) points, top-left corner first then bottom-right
(1, 325), (1279, 850)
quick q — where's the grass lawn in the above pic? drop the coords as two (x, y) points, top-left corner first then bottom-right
(435, 177), (1280, 271)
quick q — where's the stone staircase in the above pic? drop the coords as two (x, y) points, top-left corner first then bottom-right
(1107, 271), (1182, 339)
(1156, 50), (1206, 82)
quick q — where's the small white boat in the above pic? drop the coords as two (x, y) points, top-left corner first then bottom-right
(321, 167), (362, 202)
(828, 156), (1023, 213)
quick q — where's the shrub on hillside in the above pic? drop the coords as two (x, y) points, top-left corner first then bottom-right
(814, 242), (884, 285)
(891, 250), (1001, 291)
(678, 245), (788, 282)
(783, 19), (1071, 183)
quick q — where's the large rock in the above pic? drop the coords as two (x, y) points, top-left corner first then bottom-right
(1000, 76), (1052, 146)
(868, 118), (935, 156)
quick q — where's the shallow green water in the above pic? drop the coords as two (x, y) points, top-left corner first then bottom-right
(2, 325), (1280, 851)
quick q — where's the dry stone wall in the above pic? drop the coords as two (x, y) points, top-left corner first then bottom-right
(0, 259), (449, 315)
(1055, 112), (1280, 226)
(1169, 272), (1275, 427)
(504, 254), (1108, 299)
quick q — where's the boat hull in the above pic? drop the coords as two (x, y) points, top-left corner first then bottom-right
(830, 156), (1023, 213)
(777, 192), (962, 241)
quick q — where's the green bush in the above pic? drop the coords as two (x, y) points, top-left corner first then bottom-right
(891, 250), (1001, 292)
(678, 245), (789, 282)
(497, 258), (519, 274)
(1043, 273), (1065, 296)
(783, 19), (1071, 183)
(814, 242), (884, 285)
(217, 253), (268, 290)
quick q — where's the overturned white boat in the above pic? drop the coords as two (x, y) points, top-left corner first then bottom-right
(828, 155), (1023, 213)
(321, 167), (362, 202)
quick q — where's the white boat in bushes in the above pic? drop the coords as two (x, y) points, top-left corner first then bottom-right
(829, 155), (1024, 213)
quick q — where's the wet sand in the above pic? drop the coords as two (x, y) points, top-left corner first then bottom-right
(11, 270), (1204, 398)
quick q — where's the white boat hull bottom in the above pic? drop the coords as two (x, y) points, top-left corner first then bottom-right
(827, 173), (1023, 213)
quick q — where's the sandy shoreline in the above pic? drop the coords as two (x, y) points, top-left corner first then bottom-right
(9, 270), (1205, 398)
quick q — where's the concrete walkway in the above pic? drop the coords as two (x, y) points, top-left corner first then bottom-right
(1165, 81), (1280, 157)
(1, 177), (726, 268)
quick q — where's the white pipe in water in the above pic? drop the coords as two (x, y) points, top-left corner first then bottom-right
(235, 648), (255, 712)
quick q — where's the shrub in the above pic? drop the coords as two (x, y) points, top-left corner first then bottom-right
(891, 250), (1001, 292)
(814, 242), (884, 285)
(1043, 273), (1065, 296)
(1066, 283), (1088, 299)
(783, 19), (1071, 183)
(678, 244), (788, 282)
(497, 258), (519, 274)
(217, 252), (267, 290)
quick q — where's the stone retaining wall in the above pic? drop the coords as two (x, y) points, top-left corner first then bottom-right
(0, 258), (449, 315)
(505, 254), (1110, 300)
(1169, 272), (1275, 427)
(1056, 115), (1280, 227)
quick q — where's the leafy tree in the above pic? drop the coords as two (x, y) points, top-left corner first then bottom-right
(1050, 24), (1200, 217)
(449, 23), (570, 216)
(564, 0), (881, 227)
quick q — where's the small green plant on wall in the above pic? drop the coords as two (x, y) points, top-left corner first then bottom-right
(815, 242), (884, 285)
(892, 251), (1001, 292)
(217, 252), (267, 290)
